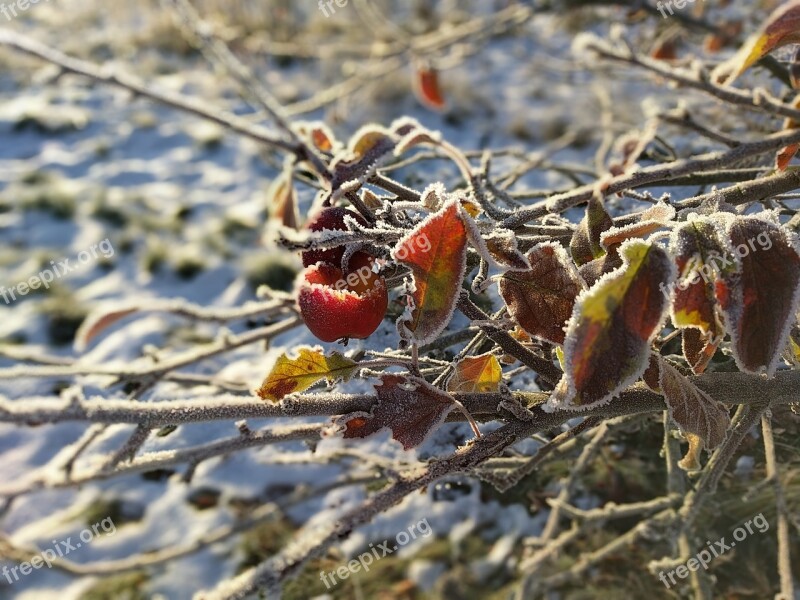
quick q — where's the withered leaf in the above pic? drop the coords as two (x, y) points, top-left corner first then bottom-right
(339, 375), (454, 450)
(499, 242), (582, 344)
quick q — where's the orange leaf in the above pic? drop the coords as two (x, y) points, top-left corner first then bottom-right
(413, 66), (446, 111)
(267, 167), (299, 230)
(447, 353), (502, 393)
(392, 200), (468, 345)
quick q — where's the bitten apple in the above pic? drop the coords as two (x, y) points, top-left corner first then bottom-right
(298, 254), (388, 342)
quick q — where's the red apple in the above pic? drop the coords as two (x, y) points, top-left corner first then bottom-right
(302, 207), (368, 268)
(298, 254), (388, 342)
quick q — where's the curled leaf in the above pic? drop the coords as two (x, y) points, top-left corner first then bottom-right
(570, 194), (614, 267)
(599, 202), (675, 251)
(413, 66), (446, 111)
(268, 166), (299, 230)
(75, 306), (138, 352)
(677, 433), (703, 472)
(484, 229), (531, 270)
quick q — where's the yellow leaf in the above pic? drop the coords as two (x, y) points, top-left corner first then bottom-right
(447, 353), (502, 393)
(678, 433), (703, 472)
(460, 198), (481, 218)
(256, 347), (358, 402)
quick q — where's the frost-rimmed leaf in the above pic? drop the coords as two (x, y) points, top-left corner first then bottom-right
(395, 128), (442, 156)
(420, 182), (447, 212)
(499, 242), (583, 344)
(338, 374), (454, 450)
(715, 215), (800, 376)
(669, 218), (733, 373)
(599, 202), (675, 250)
(551, 239), (675, 409)
(392, 199), (468, 345)
(485, 231), (530, 270)
(329, 125), (398, 201)
(645, 355), (730, 452)
(570, 194), (613, 266)
(447, 353), (502, 393)
(256, 346), (358, 402)
(713, 0), (800, 84)
(294, 121), (338, 153)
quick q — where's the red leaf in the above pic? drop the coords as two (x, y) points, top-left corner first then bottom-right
(413, 66), (446, 111)
(392, 200), (468, 345)
(553, 240), (675, 408)
(499, 242), (583, 344)
(716, 216), (800, 376)
(338, 375), (454, 450)
(669, 219), (731, 373)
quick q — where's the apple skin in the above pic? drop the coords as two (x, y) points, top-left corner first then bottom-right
(302, 207), (368, 268)
(297, 254), (388, 342)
